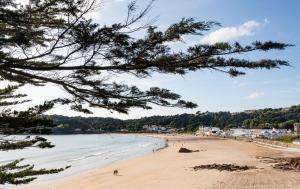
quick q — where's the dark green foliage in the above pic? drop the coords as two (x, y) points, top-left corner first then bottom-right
(51, 115), (126, 134)
(0, 136), (54, 151)
(0, 0), (292, 115)
(276, 135), (300, 144)
(51, 105), (300, 133)
(0, 83), (57, 185)
(0, 85), (29, 107)
(242, 105), (300, 129)
(0, 140), (37, 151)
(0, 159), (67, 185)
(0, 84), (55, 134)
(0, 101), (55, 134)
(36, 141), (54, 148)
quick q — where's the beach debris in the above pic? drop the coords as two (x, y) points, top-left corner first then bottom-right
(260, 157), (300, 171)
(113, 169), (119, 175)
(192, 164), (256, 172)
(178, 147), (199, 153)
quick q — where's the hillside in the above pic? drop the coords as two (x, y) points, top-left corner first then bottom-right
(50, 105), (300, 134)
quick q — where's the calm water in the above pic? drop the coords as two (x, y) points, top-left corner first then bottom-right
(0, 134), (166, 187)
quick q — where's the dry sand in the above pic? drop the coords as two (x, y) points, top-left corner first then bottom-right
(21, 135), (300, 189)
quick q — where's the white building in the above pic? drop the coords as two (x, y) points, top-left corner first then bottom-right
(293, 140), (300, 145)
(197, 126), (221, 136)
(294, 123), (300, 134)
(230, 129), (251, 137)
(142, 125), (159, 132)
(229, 128), (289, 139)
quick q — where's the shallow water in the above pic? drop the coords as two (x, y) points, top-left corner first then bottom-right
(0, 134), (166, 187)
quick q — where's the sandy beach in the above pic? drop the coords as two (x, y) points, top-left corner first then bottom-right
(21, 135), (300, 189)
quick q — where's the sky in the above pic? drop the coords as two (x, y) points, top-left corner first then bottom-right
(12, 0), (300, 119)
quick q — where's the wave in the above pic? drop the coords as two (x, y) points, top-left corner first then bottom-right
(1, 134), (167, 182)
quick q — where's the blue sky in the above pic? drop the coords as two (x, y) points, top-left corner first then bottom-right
(16, 0), (300, 119)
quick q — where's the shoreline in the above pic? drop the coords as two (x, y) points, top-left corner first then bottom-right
(21, 134), (300, 189)
(17, 134), (167, 188)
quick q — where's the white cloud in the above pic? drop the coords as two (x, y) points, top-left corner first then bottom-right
(247, 92), (265, 99)
(200, 20), (261, 45)
(263, 18), (270, 24)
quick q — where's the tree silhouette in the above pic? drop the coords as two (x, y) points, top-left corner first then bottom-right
(0, 158), (68, 185)
(0, 0), (292, 115)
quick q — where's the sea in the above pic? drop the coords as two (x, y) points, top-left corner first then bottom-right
(0, 134), (166, 187)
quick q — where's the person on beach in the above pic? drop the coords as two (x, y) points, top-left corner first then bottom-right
(113, 169), (118, 176)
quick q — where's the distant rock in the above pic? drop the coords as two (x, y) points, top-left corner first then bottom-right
(178, 147), (199, 153)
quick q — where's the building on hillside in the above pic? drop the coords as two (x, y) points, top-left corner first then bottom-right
(281, 107), (290, 112)
(196, 126), (221, 136)
(294, 123), (300, 134)
(120, 129), (129, 133)
(74, 128), (82, 132)
(210, 127), (221, 135)
(229, 129), (251, 137)
(293, 140), (300, 145)
(250, 129), (263, 138)
(166, 128), (177, 133)
(244, 110), (255, 114)
(195, 126), (206, 135)
(142, 125), (178, 133)
(228, 128), (289, 139)
(142, 125), (160, 132)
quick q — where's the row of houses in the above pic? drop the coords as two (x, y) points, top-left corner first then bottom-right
(196, 126), (293, 139)
(196, 127), (222, 136)
(228, 128), (292, 139)
(142, 125), (184, 133)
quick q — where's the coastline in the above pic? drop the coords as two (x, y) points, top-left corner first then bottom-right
(21, 134), (300, 189)
(1, 134), (166, 189)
